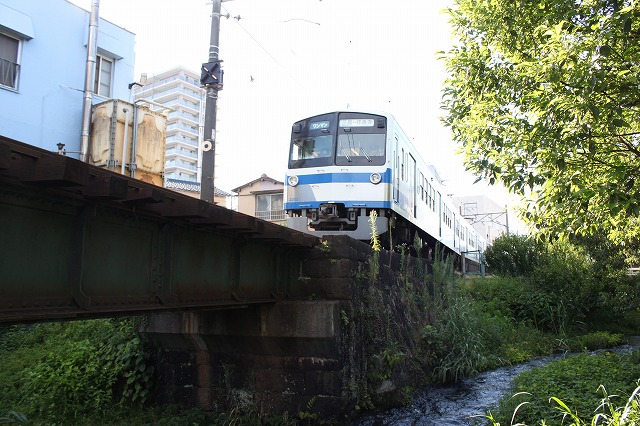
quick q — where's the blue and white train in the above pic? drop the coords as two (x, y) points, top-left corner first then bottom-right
(284, 111), (485, 265)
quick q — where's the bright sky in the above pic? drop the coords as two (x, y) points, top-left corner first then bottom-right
(69, 0), (523, 229)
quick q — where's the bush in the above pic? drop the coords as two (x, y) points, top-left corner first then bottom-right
(483, 234), (541, 276)
(529, 239), (601, 333)
(567, 332), (625, 352)
(464, 275), (568, 334)
(476, 238), (604, 335)
(0, 317), (154, 424)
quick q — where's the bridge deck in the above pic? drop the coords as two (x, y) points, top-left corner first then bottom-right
(0, 136), (319, 324)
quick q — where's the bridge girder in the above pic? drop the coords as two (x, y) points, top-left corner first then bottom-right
(0, 137), (318, 324)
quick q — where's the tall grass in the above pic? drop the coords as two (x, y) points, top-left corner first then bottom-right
(419, 248), (507, 382)
(369, 210), (381, 281)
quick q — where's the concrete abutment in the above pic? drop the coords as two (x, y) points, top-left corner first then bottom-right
(143, 235), (433, 419)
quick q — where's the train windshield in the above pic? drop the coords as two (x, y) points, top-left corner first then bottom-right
(336, 133), (386, 166)
(289, 135), (334, 168)
(288, 113), (387, 169)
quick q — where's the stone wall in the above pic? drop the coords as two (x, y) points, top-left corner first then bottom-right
(143, 235), (434, 421)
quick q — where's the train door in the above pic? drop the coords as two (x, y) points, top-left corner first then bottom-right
(393, 136), (399, 203)
(409, 154), (416, 218)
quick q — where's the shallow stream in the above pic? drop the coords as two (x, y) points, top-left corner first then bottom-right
(352, 345), (637, 426)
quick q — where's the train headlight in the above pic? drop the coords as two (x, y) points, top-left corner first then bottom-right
(288, 175), (299, 187)
(370, 172), (382, 184)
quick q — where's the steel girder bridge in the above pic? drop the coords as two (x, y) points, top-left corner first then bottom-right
(0, 136), (319, 324)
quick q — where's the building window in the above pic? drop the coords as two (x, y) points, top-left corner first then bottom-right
(256, 193), (284, 221)
(0, 32), (20, 89)
(94, 54), (113, 97)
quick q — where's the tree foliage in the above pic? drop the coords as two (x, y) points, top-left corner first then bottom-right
(442, 0), (640, 243)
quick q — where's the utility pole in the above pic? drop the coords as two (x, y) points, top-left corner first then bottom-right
(200, 0), (224, 203)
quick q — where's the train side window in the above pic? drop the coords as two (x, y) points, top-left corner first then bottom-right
(432, 187), (436, 211)
(423, 176), (427, 201)
(426, 182), (430, 203)
(405, 151), (408, 181)
(430, 187), (433, 210)
(419, 172), (424, 201)
(433, 194), (435, 211)
(401, 148), (405, 181)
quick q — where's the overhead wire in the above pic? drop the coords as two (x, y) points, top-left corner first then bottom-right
(221, 4), (300, 85)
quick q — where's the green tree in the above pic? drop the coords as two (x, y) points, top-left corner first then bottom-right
(442, 0), (640, 244)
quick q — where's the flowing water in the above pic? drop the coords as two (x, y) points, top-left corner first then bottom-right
(352, 345), (638, 426)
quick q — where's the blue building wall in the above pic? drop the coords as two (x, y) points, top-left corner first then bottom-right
(0, 0), (135, 158)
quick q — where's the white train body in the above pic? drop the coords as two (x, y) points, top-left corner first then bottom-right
(284, 111), (484, 263)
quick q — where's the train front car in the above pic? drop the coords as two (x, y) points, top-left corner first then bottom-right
(285, 112), (391, 241)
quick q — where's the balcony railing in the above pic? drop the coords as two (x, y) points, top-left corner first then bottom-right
(166, 148), (197, 159)
(255, 210), (286, 221)
(169, 109), (200, 123)
(166, 159), (197, 172)
(167, 122), (198, 132)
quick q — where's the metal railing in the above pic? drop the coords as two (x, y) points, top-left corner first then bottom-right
(255, 210), (286, 221)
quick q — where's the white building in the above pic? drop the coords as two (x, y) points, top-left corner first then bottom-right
(132, 67), (205, 193)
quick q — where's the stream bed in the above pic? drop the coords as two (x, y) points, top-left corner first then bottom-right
(352, 345), (638, 426)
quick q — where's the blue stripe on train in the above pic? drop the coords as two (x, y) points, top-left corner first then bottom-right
(286, 169), (392, 185)
(284, 200), (393, 209)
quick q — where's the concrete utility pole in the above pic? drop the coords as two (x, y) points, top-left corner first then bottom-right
(200, 0), (225, 203)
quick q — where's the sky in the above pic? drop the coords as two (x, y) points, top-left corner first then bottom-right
(69, 0), (523, 229)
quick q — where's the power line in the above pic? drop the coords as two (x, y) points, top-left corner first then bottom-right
(221, 5), (300, 84)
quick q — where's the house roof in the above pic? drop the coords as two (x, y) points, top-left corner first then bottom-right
(165, 177), (232, 197)
(231, 173), (283, 193)
(214, 187), (233, 197)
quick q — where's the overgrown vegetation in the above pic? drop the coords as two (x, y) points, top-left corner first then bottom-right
(0, 317), (156, 424)
(486, 352), (640, 425)
(437, 0), (640, 420)
(0, 318), (302, 425)
(482, 234), (640, 333)
(1, 231), (639, 424)
(469, 234), (640, 425)
(354, 230), (639, 416)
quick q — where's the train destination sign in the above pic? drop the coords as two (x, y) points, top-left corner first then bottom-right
(339, 118), (374, 127)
